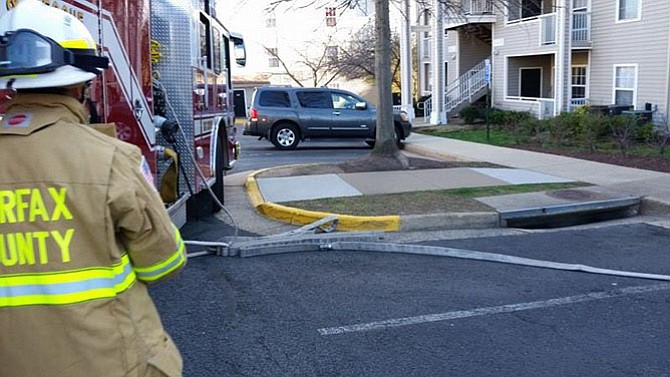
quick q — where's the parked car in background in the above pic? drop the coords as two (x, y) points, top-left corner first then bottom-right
(244, 86), (412, 150)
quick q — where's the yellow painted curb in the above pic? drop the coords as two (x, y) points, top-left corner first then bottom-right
(245, 170), (400, 232)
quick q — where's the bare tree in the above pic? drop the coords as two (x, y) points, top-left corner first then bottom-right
(338, 23), (402, 90)
(263, 37), (342, 87)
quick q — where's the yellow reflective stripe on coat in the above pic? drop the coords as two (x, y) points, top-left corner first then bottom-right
(0, 255), (135, 307)
(133, 226), (186, 282)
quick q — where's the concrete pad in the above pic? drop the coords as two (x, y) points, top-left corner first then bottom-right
(471, 168), (574, 185)
(256, 174), (361, 203)
(339, 168), (507, 195)
(476, 192), (578, 211)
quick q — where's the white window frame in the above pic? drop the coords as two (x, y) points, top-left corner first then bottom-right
(616, 0), (641, 23)
(612, 64), (638, 107)
(571, 65), (588, 98)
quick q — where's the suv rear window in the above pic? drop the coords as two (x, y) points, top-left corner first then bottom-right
(259, 90), (291, 107)
(296, 91), (332, 109)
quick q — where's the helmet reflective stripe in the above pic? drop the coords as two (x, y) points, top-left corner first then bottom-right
(59, 39), (96, 50)
(133, 226), (186, 282)
(0, 254), (136, 307)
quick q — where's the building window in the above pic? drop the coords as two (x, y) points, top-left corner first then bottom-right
(423, 63), (432, 92)
(267, 47), (279, 68)
(613, 65), (637, 106)
(571, 66), (587, 108)
(326, 7), (337, 27)
(421, 33), (431, 59)
(326, 45), (338, 62)
(617, 0), (640, 21)
(507, 0), (543, 22)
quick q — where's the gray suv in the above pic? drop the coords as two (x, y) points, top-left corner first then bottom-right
(244, 86), (412, 150)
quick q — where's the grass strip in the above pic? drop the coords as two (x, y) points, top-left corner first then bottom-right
(281, 182), (588, 216)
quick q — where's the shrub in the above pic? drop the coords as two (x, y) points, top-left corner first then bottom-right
(576, 113), (608, 151)
(607, 115), (639, 155)
(546, 112), (578, 145)
(460, 105), (481, 124)
(484, 108), (508, 126)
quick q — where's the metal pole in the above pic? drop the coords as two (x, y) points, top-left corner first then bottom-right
(429, 0), (446, 125)
(400, 0), (415, 121)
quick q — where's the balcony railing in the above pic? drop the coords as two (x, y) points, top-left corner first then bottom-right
(461, 0), (493, 15)
(540, 13), (557, 45)
(572, 11), (591, 46)
(570, 98), (589, 111)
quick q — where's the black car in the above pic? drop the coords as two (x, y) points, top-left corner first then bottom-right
(244, 86), (412, 150)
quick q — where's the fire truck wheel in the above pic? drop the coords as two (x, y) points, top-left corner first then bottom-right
(270, 123), (300, 150)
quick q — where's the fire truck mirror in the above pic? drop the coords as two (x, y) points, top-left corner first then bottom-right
(231, 33), (246, 67)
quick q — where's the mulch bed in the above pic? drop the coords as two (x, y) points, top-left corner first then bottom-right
(510, 145), (670, 174)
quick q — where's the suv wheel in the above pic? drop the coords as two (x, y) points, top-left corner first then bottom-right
(271, 123), (300, 150)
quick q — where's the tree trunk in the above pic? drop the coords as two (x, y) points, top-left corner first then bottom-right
(372, 0), (408, 167)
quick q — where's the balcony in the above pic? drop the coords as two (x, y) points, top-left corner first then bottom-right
(572, 10), (592, 48)
(533, 10), (592, 48)
(445, 0), (496, 29)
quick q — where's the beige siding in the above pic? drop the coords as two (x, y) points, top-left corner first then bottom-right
(458, 33), (490, 73)
(491, 4), (560, 113)
(588, 0), (670, 115)
(445, 31), (459, 86)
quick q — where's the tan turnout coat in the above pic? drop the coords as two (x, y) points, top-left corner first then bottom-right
(0, 94), (186, 377)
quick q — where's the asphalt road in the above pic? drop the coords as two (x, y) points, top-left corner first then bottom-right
(233, 133), (372, 173)
(151, 221), (670, 377)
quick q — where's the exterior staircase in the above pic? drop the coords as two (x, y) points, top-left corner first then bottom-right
(421, 57), (491, 123)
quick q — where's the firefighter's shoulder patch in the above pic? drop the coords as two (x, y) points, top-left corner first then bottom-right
(2, 113), (32, 128)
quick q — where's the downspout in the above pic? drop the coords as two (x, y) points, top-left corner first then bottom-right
(555, 0), (567, 115)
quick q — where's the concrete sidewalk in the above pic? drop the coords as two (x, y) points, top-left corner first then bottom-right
(225, 132), (670, 232)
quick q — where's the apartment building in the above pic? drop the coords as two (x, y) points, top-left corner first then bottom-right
(219, 1), (374, 88)
(417, 0), (670, 123)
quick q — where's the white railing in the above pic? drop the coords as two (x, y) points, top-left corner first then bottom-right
(572, 11), (591, 44)
(540, 13), (557, 45)
(420, 98), (432, 123)
(443, 58), (490, 113)
(461, 0), (493, 14)
(570, 98), (589, 111)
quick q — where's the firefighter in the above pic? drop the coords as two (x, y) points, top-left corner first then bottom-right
(0, 1), (186, 376)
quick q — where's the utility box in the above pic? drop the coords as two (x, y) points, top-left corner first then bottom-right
(608, 104), (634, 116)
(621, 110), (653, 124)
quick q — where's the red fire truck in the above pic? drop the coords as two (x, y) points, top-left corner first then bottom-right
(1, 0), (246, 227)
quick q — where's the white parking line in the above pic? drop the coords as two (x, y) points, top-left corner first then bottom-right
(318, 283), (670, 336)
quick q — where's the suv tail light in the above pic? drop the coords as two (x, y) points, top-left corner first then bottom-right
(249, 107), (258, 121)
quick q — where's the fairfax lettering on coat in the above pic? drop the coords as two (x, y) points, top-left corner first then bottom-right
(0, 187), (75, 267)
